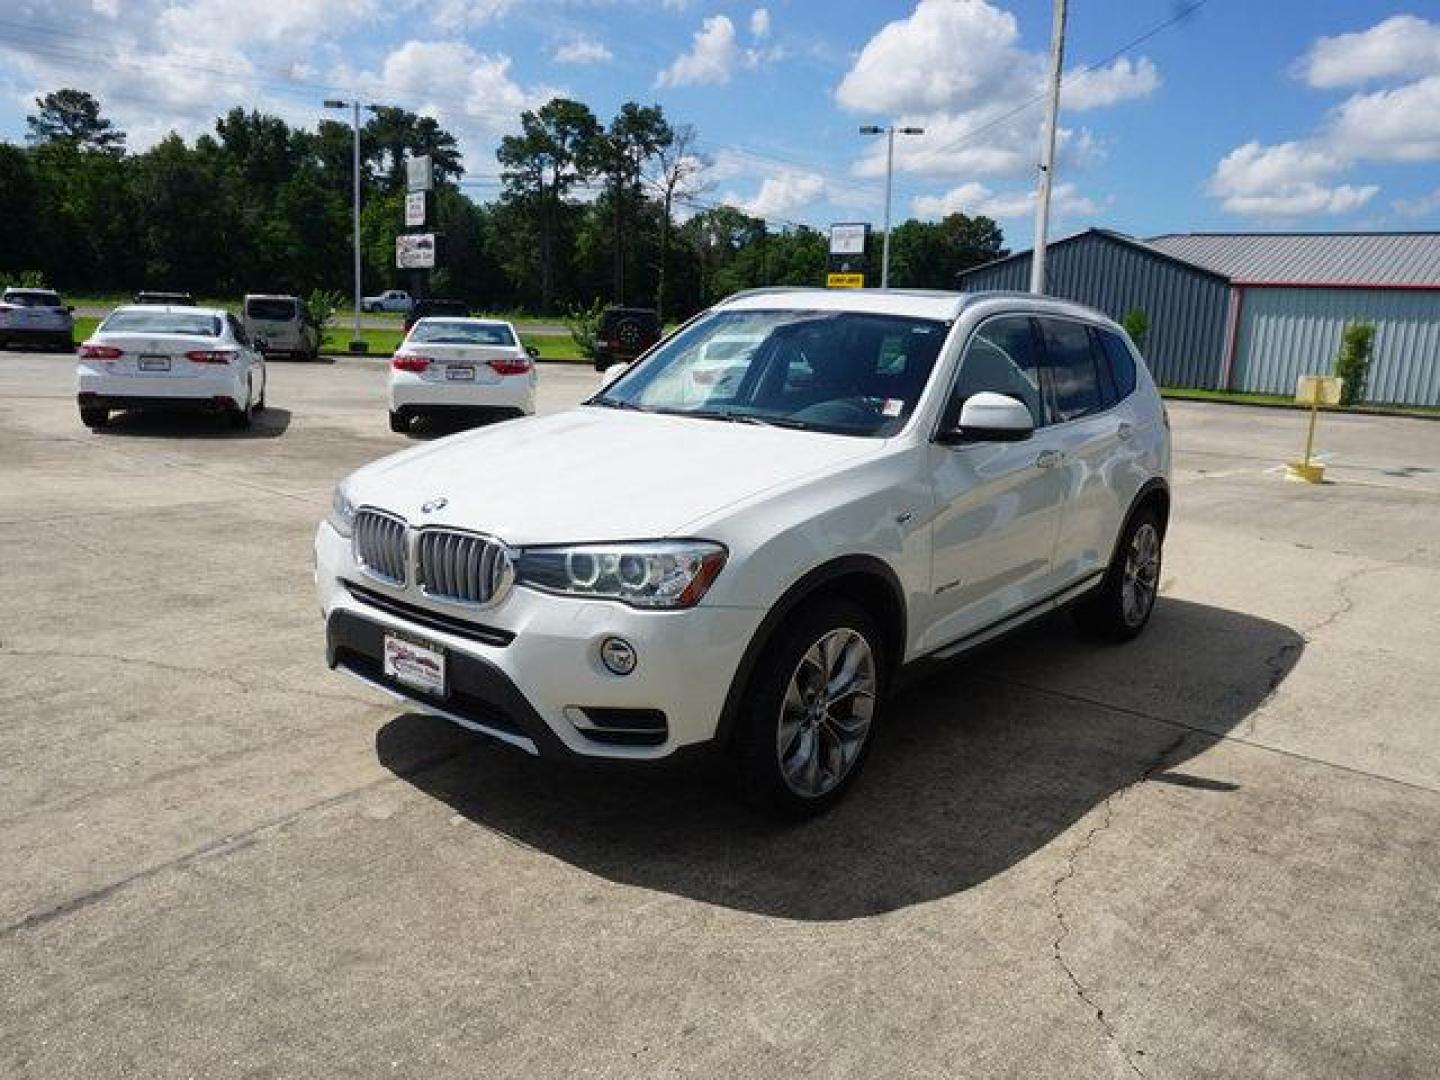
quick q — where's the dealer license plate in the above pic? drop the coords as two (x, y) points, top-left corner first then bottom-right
(383, 632), (446, 697)
(445, 365), (475, 381)
(139, 355), (170, 371)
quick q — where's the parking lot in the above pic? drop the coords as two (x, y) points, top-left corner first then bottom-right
(2, 350), (1438, 1078)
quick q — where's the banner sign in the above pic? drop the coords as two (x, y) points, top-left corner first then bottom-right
(829, 223), (869, 256)
(826, 272), (865, 289)
(396, 233), (437, 269)
(405, 191), (426, 228)
(406, 155), (433, 193)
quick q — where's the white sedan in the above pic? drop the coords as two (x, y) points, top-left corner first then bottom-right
(388, 318), (537, 433)
(76, 305), (267, 430)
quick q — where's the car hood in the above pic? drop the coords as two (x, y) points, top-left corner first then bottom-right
(348, 407), (877, 544)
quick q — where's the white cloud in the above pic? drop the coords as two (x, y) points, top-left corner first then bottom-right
(912, 180), (1098, 222)
(1207, 19), (1440, 219)
(1298, 15), (1440, 88)
(553, 36), (612, 65)
(1393, 188), (1440, 220)
(429, 0), (510, 32)
(835, 0), (1152, 187)
(749, 8), (770, 39)
(158, 0), (378, 47)
(1328, 75), (1440, 163)
(723, 168), (826, 220)
(1062, 57), (1160, 111)
(656, 15), (739, 87)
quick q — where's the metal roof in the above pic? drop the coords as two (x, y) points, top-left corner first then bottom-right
(1146, 232), (1440, 287)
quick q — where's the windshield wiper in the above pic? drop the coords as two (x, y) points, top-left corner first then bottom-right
(588, 396), (645, 410)
(657, 408), (811, 430)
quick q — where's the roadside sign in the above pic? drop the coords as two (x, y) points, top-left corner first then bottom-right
(396, 233), (437, 269)
(827, 272), (865, 289)
(829, 223), (868, 256)
(406, 155), (433, 192)
(1295, 374), (1343, 406)
(405, 191), (426, 228)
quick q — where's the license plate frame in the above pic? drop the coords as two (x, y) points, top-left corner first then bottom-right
(139, 355), (171, 372)
(382, 632), (447, 698)
(445, 365), (476, 381)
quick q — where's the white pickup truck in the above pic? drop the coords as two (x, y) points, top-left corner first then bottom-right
(361, 289), (413, 314)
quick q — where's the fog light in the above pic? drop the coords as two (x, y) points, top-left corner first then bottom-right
(599, 636), (637, 676)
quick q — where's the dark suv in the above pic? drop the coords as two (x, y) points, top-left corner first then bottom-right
(594, 306), (661, 372)
(134, 291), (196, 306)
(404, 298), (470, 332)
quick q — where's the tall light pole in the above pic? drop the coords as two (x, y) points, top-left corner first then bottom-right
(1030, 0), (1068, 294)
(324, 98), (378, 351)
(860, 124), (924, 288)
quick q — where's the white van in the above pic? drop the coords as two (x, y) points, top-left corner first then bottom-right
(241, 295), (319, 361)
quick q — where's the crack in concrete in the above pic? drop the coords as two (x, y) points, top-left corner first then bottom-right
(0, 645), (379, 708)
(1048, 731), (1189, 1079)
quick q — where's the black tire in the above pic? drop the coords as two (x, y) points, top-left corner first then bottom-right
(228, 390), (254, 430)
(254, 378), (266, 413)
(388, 410), (408, 434)
(733, 597), (886, 819)
(79, 406), (108, 429)
(1073, 506), (1163, 641)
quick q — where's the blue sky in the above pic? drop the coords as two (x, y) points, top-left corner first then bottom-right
(2, 0), (1437, 249)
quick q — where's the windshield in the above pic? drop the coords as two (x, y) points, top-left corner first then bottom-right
(246, 298), (297, 321)
(409, 320), (516, 346)
(591, 309), (949, 437)
(101, 310), (223, 336)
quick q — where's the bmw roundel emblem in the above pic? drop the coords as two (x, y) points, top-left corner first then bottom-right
(420, 497), (448, 514)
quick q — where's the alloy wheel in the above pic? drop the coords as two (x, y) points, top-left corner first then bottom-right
(1122, 522), (1160, 627)
(776, 628), (876, 799)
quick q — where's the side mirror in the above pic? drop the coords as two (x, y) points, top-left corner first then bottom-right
(66, 305), (75, 314)
(525, 344), (539, 359)
(599, 362), (630, 388)
(939, 391), (1034, 444)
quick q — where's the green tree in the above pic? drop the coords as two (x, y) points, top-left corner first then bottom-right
(1122, 308), (1149, 352)
(888, 213), (1006, 289)
(497, 98), (602, 311)
(26, 89), (126, 153)
(646, 123), (706, 320)
(592, 102), (673, 303)
(1334, 323), (1375, 406)
(365, 107), (463, 194)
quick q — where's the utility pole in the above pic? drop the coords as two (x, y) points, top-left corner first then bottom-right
(860, 124), (925, 288)
(324, 98), (380, 351)
(1030, 0), (1067, 294)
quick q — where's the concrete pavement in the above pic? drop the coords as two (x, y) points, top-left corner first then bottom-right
(1, 353), (1437, 1078)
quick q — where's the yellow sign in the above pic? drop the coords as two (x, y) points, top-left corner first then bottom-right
(826, 272), (865, 289)
(1294, 374), (1343, 406)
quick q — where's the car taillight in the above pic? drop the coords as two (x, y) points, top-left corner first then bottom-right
(392, 354), (430, 372)
(489, 356), (532, 376)
(79, 343), (122, 360)
(186, 350), (235, 364)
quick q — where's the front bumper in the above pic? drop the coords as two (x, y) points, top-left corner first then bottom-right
(315, 521), (761, 761)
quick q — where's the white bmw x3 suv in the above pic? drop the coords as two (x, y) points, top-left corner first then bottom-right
(317, 288), (1170, 815)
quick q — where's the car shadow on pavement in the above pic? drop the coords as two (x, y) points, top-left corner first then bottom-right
(375, 598), (1303, 921)
(94, 406), (293, 439)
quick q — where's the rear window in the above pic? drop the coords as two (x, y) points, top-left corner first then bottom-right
(1038, 317), (1104, 423)
(245, 298), (298, 321)
(408, 320), (516, 346)
(4, 290), (62, 307)
(101, 310), (223, 337)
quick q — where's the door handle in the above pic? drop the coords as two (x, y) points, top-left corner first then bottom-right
(1035, 449), (1062, 469)
(1117, 422), (1135, 441)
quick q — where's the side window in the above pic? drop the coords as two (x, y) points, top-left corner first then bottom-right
(1096, 329), (1138, 401)
(946, 316), (1045, 427)
(1039, 318), (1103, 422)
(1089, 328), (1118, 408)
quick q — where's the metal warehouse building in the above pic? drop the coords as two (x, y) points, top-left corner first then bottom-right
(956, 230), (1440, 407)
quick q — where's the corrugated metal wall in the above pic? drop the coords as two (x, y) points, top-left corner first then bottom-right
(956, 233), (1230, 389)
(1233, 288), (1440, 406)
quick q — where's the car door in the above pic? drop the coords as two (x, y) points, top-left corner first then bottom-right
(921, 314), (1069, 653)
(1034, 317), (1129, 586)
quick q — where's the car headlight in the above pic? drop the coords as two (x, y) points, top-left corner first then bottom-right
(327, 482), (357, 538)
(514, 541), (727, 609)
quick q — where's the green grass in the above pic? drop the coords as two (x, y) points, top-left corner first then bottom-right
(1161, 387), (1440, 418)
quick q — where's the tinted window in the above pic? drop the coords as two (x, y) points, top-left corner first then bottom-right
(101, 310), (222, 336)
(1039, 318), (1104, 422)
(1096, 329), (1138, 400)
(409, 320), (516, 346)
(3, 290), (62, 307)
(246, 298), (298, 321)
(947, 316), (1045, 427)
